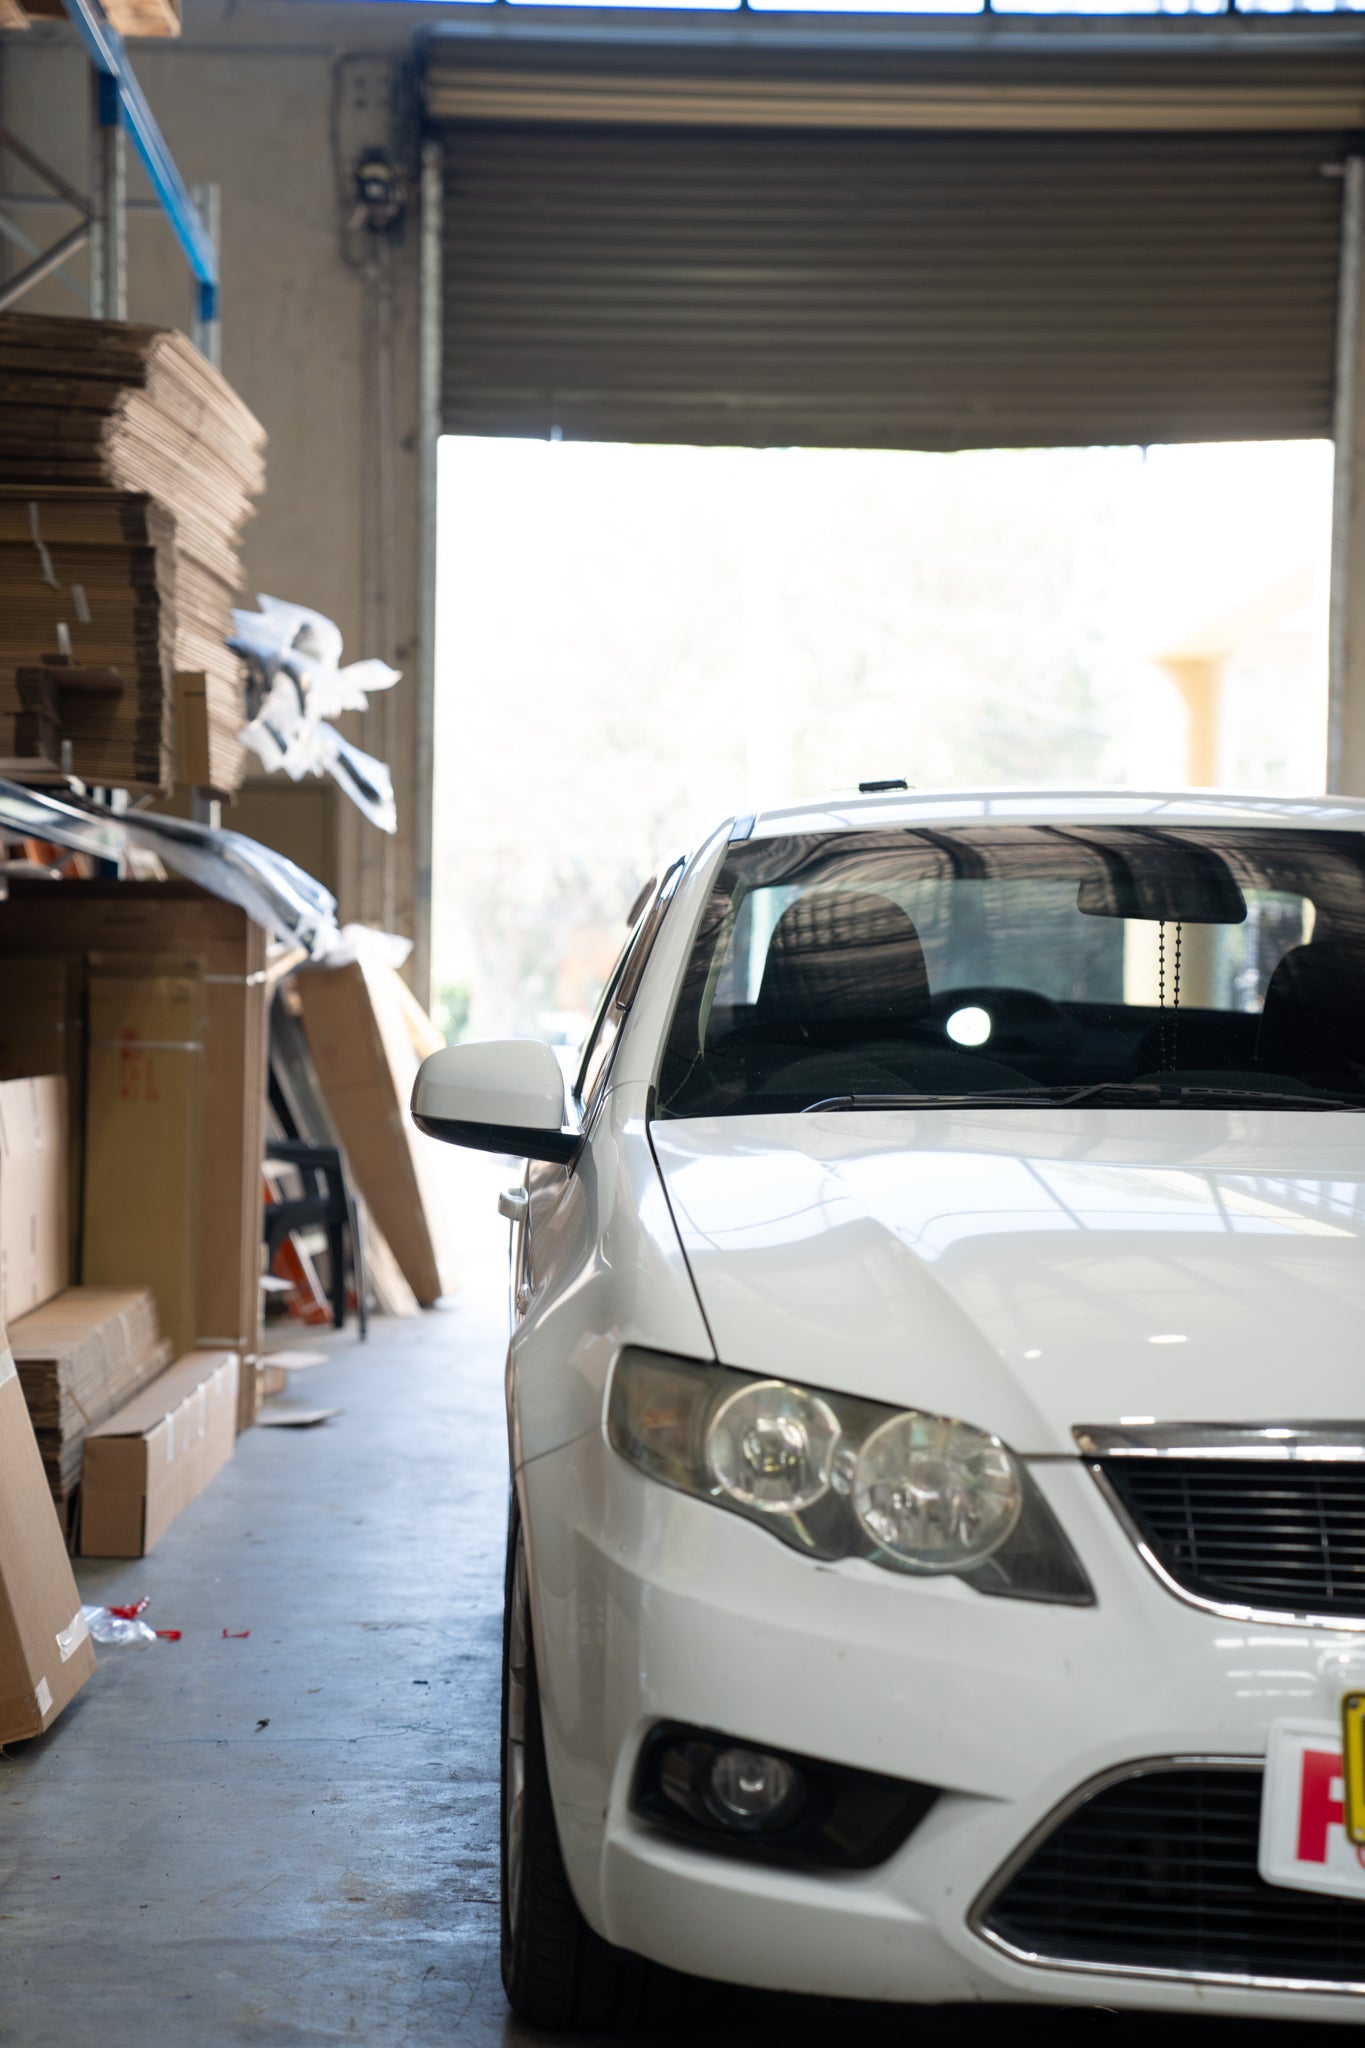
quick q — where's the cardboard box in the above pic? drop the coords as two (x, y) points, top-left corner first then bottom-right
(0, 1339), (96, 1743)
(296, 961), (454, 1307)
(80, 1349), (239, 1557)
(0, 1074), (67, 1329)
(82, 960), (204, 1358)
(0, 883), (271, 1429)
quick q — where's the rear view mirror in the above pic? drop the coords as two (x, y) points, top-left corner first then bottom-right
(1077, 841), (1247, 926)
(411, 1040), (579, 1163)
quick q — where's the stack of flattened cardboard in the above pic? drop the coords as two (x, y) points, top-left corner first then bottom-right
(4, 656), (173, 790)
(0, 881), (270, 1429)
(0, 491), (177, 784)
(0, 313), (266, 792)
(8, 1285), (173, 1538)
(1, 0), (181, 35)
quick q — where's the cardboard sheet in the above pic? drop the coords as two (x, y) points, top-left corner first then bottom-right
(0, 1342), (96, 1743)
(296, 961), (455, 1306)
(0, 1074), (67, 1329)
(256, 1406), (339, 1429)
(82, 961), (203, 1358)
(0, 960), (83, 1269)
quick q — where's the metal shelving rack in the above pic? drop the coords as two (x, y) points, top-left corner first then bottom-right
(0, 0), (219, 359)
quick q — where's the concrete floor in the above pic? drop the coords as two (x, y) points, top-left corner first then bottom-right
(0, 1158), (1338, 2045)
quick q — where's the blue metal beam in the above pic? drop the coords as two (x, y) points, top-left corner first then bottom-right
(59, 0), (218, 290)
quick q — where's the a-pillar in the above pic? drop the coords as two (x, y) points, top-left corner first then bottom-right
(1330, 156), (1365, 794)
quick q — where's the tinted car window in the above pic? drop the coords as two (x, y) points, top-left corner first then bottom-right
(656, 825), (1365, 1116)
(577, 859), (684, 1112)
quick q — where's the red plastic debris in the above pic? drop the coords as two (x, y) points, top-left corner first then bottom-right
(221, 1629), (250, 1639)
(155, 1630), (182, 1642)
(108, 1598), (151, 1620)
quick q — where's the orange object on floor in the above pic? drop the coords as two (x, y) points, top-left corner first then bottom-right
(263, 1172), (332, 1326)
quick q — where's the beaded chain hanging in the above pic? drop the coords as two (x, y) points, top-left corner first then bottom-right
(1157, 920), (1183, 1070)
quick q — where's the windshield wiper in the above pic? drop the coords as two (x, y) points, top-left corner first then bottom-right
(1162, 1085), (1365, 1112)
(801, 1082), (1365, 1113)
(801, 1086), (1154, 1112)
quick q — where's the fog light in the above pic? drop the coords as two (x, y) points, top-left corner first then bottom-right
(705, 1746), (803, 1832)
(637, 1721), (938, 1871)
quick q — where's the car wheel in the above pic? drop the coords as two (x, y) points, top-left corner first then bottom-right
(500, 1496), (705, 2032)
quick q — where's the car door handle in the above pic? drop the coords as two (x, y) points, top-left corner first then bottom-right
(498, 1187), (530, 1223)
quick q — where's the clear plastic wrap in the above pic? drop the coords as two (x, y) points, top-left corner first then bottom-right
(81, 1603), (156, 1647)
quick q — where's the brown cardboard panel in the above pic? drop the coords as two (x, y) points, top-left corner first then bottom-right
(296, 962), (452, 1306)
(225, 780), (338, 899)
(0, 883), (270, 1422)
(255, 1407), (339, 1428)
(0, 1075), (67, 1329)
(80, 1349), (238, 1558)
(82, 962), (203, 1358)
(0, 958), (73, 1079)
(0, 958), (84, 1272)
(173, 671), (211, 789)
(0, 1347), (96, 1744)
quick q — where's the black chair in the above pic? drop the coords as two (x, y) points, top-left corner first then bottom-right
(263, 1137), (368, 1337)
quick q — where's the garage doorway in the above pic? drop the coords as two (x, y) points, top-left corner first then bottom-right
(430, 434), (1332, 1047)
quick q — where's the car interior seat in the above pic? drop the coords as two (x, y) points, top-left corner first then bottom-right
(1256, 941), (1365, 1091)
(754, 888), (931, 1046)
(750, 888), (1029, 1097)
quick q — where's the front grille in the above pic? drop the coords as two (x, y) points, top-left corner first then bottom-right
(982, 1766), (1365, 1985)
(1098, 1456), (1365, 1620)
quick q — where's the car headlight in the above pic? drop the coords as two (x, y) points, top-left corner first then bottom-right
(852, 1411), (1020, 1570)
(707, 1379), (840, 1514)
(607, 1349), (1092, 1603)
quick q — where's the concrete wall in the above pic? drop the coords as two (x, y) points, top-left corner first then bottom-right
(0, 0), (434, 967)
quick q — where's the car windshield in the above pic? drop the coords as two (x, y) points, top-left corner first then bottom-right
(655, 823), (1365, 1117)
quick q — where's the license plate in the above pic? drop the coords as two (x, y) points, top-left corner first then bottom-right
(1343, 1692), (1365, 1847)
(1259, 1718), (1365, 1898)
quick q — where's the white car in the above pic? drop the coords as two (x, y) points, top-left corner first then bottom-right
(414, 788), (1365, 2031)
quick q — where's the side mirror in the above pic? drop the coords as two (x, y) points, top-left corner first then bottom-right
(410, 1040), (579, 1163)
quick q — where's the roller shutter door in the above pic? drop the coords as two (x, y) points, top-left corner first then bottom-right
(432, 57), (1354, 449)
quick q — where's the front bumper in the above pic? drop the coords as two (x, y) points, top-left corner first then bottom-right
(519, 1435), (1365, 2021)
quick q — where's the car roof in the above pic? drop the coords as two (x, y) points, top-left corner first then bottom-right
(736, 787), (1365, 841)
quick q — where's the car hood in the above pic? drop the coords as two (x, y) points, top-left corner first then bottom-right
(649, 1107), (1365, 1457)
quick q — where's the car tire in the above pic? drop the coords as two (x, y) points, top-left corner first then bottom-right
(500, 1496), (706, 2032)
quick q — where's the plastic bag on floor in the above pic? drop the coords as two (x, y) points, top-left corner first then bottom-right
(81, 1603), (156, 1647)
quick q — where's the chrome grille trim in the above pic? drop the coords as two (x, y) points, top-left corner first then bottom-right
(1087, 1456), (1365, 1632)
(1074, 1422), (1365, 1462)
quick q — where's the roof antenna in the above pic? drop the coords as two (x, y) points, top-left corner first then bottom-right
(858, 777), (909, 794)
